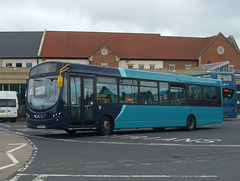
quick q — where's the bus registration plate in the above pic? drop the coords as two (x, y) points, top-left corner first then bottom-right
(37, 125), (46, 129)
(0, 110), (5, 113)
(224, 115), (229, 118)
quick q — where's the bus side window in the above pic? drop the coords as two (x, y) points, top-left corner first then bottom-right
(159, 82), (169, 105)
(204, 86), (217, 100)
(188, 85), (202, 100)
(140, 81), (158, 105)
(170, 83), (186, 106)
(97, 77), (118, 103)
(119, 79), (138, 104)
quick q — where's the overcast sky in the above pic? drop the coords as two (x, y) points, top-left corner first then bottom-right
(1, 0), (240, 46)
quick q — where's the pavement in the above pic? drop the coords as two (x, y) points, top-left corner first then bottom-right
(0, 126), (33, 181)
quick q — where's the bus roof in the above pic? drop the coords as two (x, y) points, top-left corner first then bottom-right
(30, 61), (222, 86)
(120, 68), (221, 86)
(192, 72), (234, 76)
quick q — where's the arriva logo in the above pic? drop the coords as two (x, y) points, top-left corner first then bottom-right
(34, 114), (46, 119)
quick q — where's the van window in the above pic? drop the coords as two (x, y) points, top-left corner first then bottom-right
(0, 99), (16, 107)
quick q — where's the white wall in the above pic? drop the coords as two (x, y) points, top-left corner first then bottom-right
(2, 59), (38, 67)
(118, 60), (163, 69)
(38, 59), (90, 65)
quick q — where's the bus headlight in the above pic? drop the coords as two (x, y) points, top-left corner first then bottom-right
(26, 113), (30, 118)
(53, 112), (61, 118)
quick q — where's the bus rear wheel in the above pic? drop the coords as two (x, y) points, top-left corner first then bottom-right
(186, 115), (196, 131)
(99, 116), (113, 136)
(66, 130), (77, 135)
(152, 127), (165, 131)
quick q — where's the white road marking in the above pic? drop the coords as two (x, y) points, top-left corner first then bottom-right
(18, 136), (38, 172)
(9, 173), (218, 180)
(0, 123), (11, 128)
(0, 143), (27, 171)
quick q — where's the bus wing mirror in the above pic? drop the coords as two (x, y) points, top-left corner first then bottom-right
(57, 76), (63, 87)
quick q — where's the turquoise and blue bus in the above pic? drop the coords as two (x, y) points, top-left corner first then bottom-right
(26, 62), (223, 135)
(191, 72), (237, 118)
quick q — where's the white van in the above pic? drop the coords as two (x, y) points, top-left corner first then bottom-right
(0, 91), (18, 122)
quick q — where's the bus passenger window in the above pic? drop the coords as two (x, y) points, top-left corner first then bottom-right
(119, 79), (138, 104)
(204, 86), (217, 100)
(188, 85), (202, 100)
(159, 82), (169, 105)
(140, 81), (158, 105)
(170, 84), (186, 106)
(97, 76), (117, 103)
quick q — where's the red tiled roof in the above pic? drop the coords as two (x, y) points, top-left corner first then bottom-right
(40, 31), (213, 60)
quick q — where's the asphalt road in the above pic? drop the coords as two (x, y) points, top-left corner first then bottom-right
(1, 117), (240, 181)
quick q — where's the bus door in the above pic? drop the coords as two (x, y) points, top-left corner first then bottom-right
(70, 76), (94, 126)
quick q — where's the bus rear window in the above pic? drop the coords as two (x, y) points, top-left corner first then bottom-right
(223, 89), (234, 100)
(217, 74), (232, 82)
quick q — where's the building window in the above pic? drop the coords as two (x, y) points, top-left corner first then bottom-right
(128, 64), (134, 69)
(101, 49), (108, 56)
(216, 65), (228, 72)
(217, 46), (225, 55)
(169, 64), (175, 70)
(101, 63), (108, 67)
(6, 63), (12, 67)
(26, 62), (32, 67)
(185, 65), (191, 70)
(16, 63), (22, 67)
(229, 65), (234, 72)
(139, 64), (144, 69)
(150, 65), (155, 69)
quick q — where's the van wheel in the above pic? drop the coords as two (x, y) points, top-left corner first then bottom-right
(10, 119), (17, 123)
(99, 116), (113, 136)
(186, 115), (196, 131)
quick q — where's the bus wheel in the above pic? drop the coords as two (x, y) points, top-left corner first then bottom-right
(152, 127), (165, 131)
(66, 130), (77, 135)
(99, 116), (113, 136)
(186, 115), (196, 131)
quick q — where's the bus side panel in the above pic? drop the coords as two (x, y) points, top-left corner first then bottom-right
(114, 105), (223, 129)
(114, 106), (188, 129)
(191, 107), (223, 125)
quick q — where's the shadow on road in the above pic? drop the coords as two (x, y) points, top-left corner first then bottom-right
(33, 126), (219, 140)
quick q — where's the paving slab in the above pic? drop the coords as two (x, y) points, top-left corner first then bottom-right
(0, 129), (33, 181)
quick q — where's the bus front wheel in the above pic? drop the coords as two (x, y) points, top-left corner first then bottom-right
(99, 116), (113, 136)
(186, 115), (196, 131)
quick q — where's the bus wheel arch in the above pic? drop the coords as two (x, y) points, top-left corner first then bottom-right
(99, 115), (114, 135)
(186, 114), (196, 131)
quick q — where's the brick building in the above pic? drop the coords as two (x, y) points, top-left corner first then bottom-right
(0, 31), (239, 116)
(39, 31), (240, 71)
